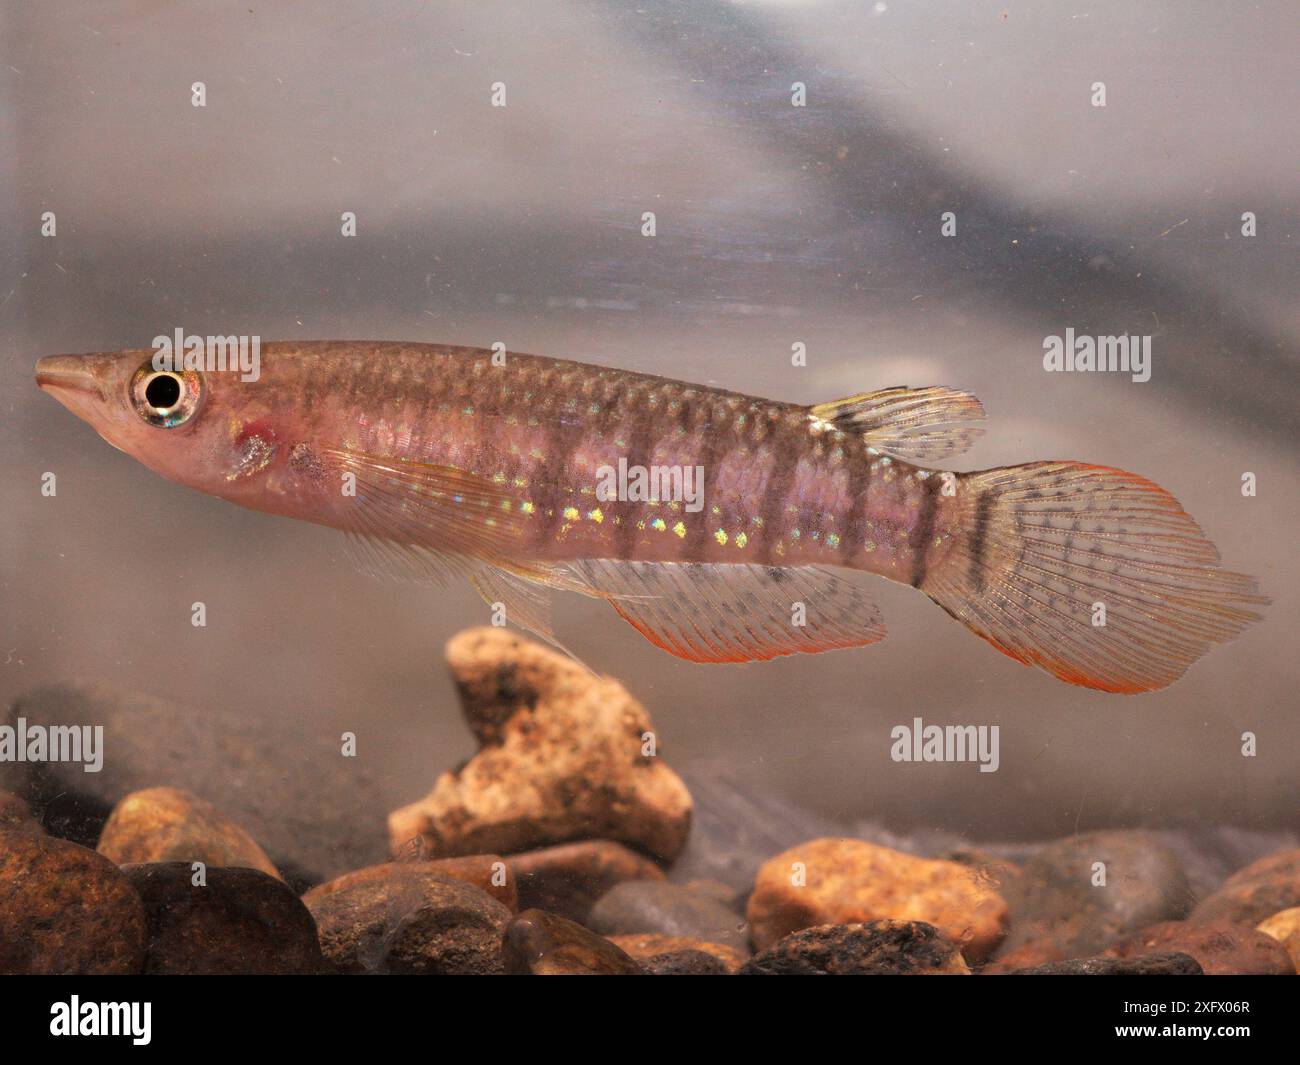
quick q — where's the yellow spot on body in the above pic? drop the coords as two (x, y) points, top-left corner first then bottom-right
(521, 501), (535, 515)
(651, 518), (666, 532)
(827, 532), (840, 548)
(588, 507), (604, 523)
(714, 529), (728, 546)
(673, 521), (686, 538)
(563, 506), (580, 521)
(735, 531), (748, 549)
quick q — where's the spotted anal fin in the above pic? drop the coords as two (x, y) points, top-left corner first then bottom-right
(564, 559), (886, 663)
(810, 386), (985, 462)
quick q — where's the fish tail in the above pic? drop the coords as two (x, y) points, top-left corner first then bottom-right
(920, 461), (1267, 693)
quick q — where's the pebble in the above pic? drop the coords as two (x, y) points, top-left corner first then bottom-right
(96, 787), (280, 879)
(0, 832), (145, 974)
(304, 865), (511, 974)
(123, 861), (322, 975)
(506, 839), (664, 922)
(646, 949), (730, 975)
(1191, 847), (1300, 926)
(588, 879), (750, 952)
(607, 933), (746, 972)
(501, 909), (644, 974)
(747, 838), (1008, 961)
(993, 830), (1189, 961)
(1112, 919), (1295, 976)
(388, 628), (693, 861)
(308, 856), (518, 911)
(1002, 952), (1203, 975)
(740, 921), (971, 975)
(1256, 906), (1300, 973)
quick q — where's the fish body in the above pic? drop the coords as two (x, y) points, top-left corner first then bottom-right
(36, 341), (1266, 692)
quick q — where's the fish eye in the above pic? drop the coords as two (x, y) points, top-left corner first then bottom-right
(130, 363), (203, 428)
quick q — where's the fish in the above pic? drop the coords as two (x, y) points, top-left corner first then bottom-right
(35, 341), (1267, 693)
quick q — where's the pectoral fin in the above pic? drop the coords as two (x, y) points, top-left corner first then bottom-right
(323, 446), (532, 569)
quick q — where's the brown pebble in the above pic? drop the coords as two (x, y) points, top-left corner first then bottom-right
(646, 949), (730, 975)
(502, 908), (644, 975)
(1112, 919), (1295, 976)
(305, 855), (517, 911)
(740, 921), (971, 975)
(506, 839), (664, 921)
(1002, 952), (1204, 976)
(0, 833), (145, 974)
(123, 861), (322, 975)
(608, 933), (745, 972)
(1191, 848), (1300, 926)
(1256, 906), (1300, 973)
(97, 786), (280, 879)
(747, 838), (1008, 961)
(305, 866), (511, 974)
(389, 628), (692, 861)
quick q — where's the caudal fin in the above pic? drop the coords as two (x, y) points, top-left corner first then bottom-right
(922, 462), (1267, 693)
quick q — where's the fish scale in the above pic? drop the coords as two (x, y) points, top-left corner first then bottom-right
(35, 341), (1266, 690)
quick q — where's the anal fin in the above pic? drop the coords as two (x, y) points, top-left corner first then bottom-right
(565, 559), (886, 663)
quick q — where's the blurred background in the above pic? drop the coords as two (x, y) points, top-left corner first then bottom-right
(2, 1), (1296, 844)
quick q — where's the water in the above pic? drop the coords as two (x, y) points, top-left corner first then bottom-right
(1, 1), (1296, 977)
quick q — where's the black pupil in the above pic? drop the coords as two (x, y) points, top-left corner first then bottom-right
(145, 374), (182, 409)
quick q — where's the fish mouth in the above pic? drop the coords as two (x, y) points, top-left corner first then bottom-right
(35, 355), (101, 397)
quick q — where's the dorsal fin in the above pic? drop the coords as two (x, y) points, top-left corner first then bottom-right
(810, 386), (985, 462)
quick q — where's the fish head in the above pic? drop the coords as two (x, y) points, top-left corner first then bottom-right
(35, 349), (293, 503)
